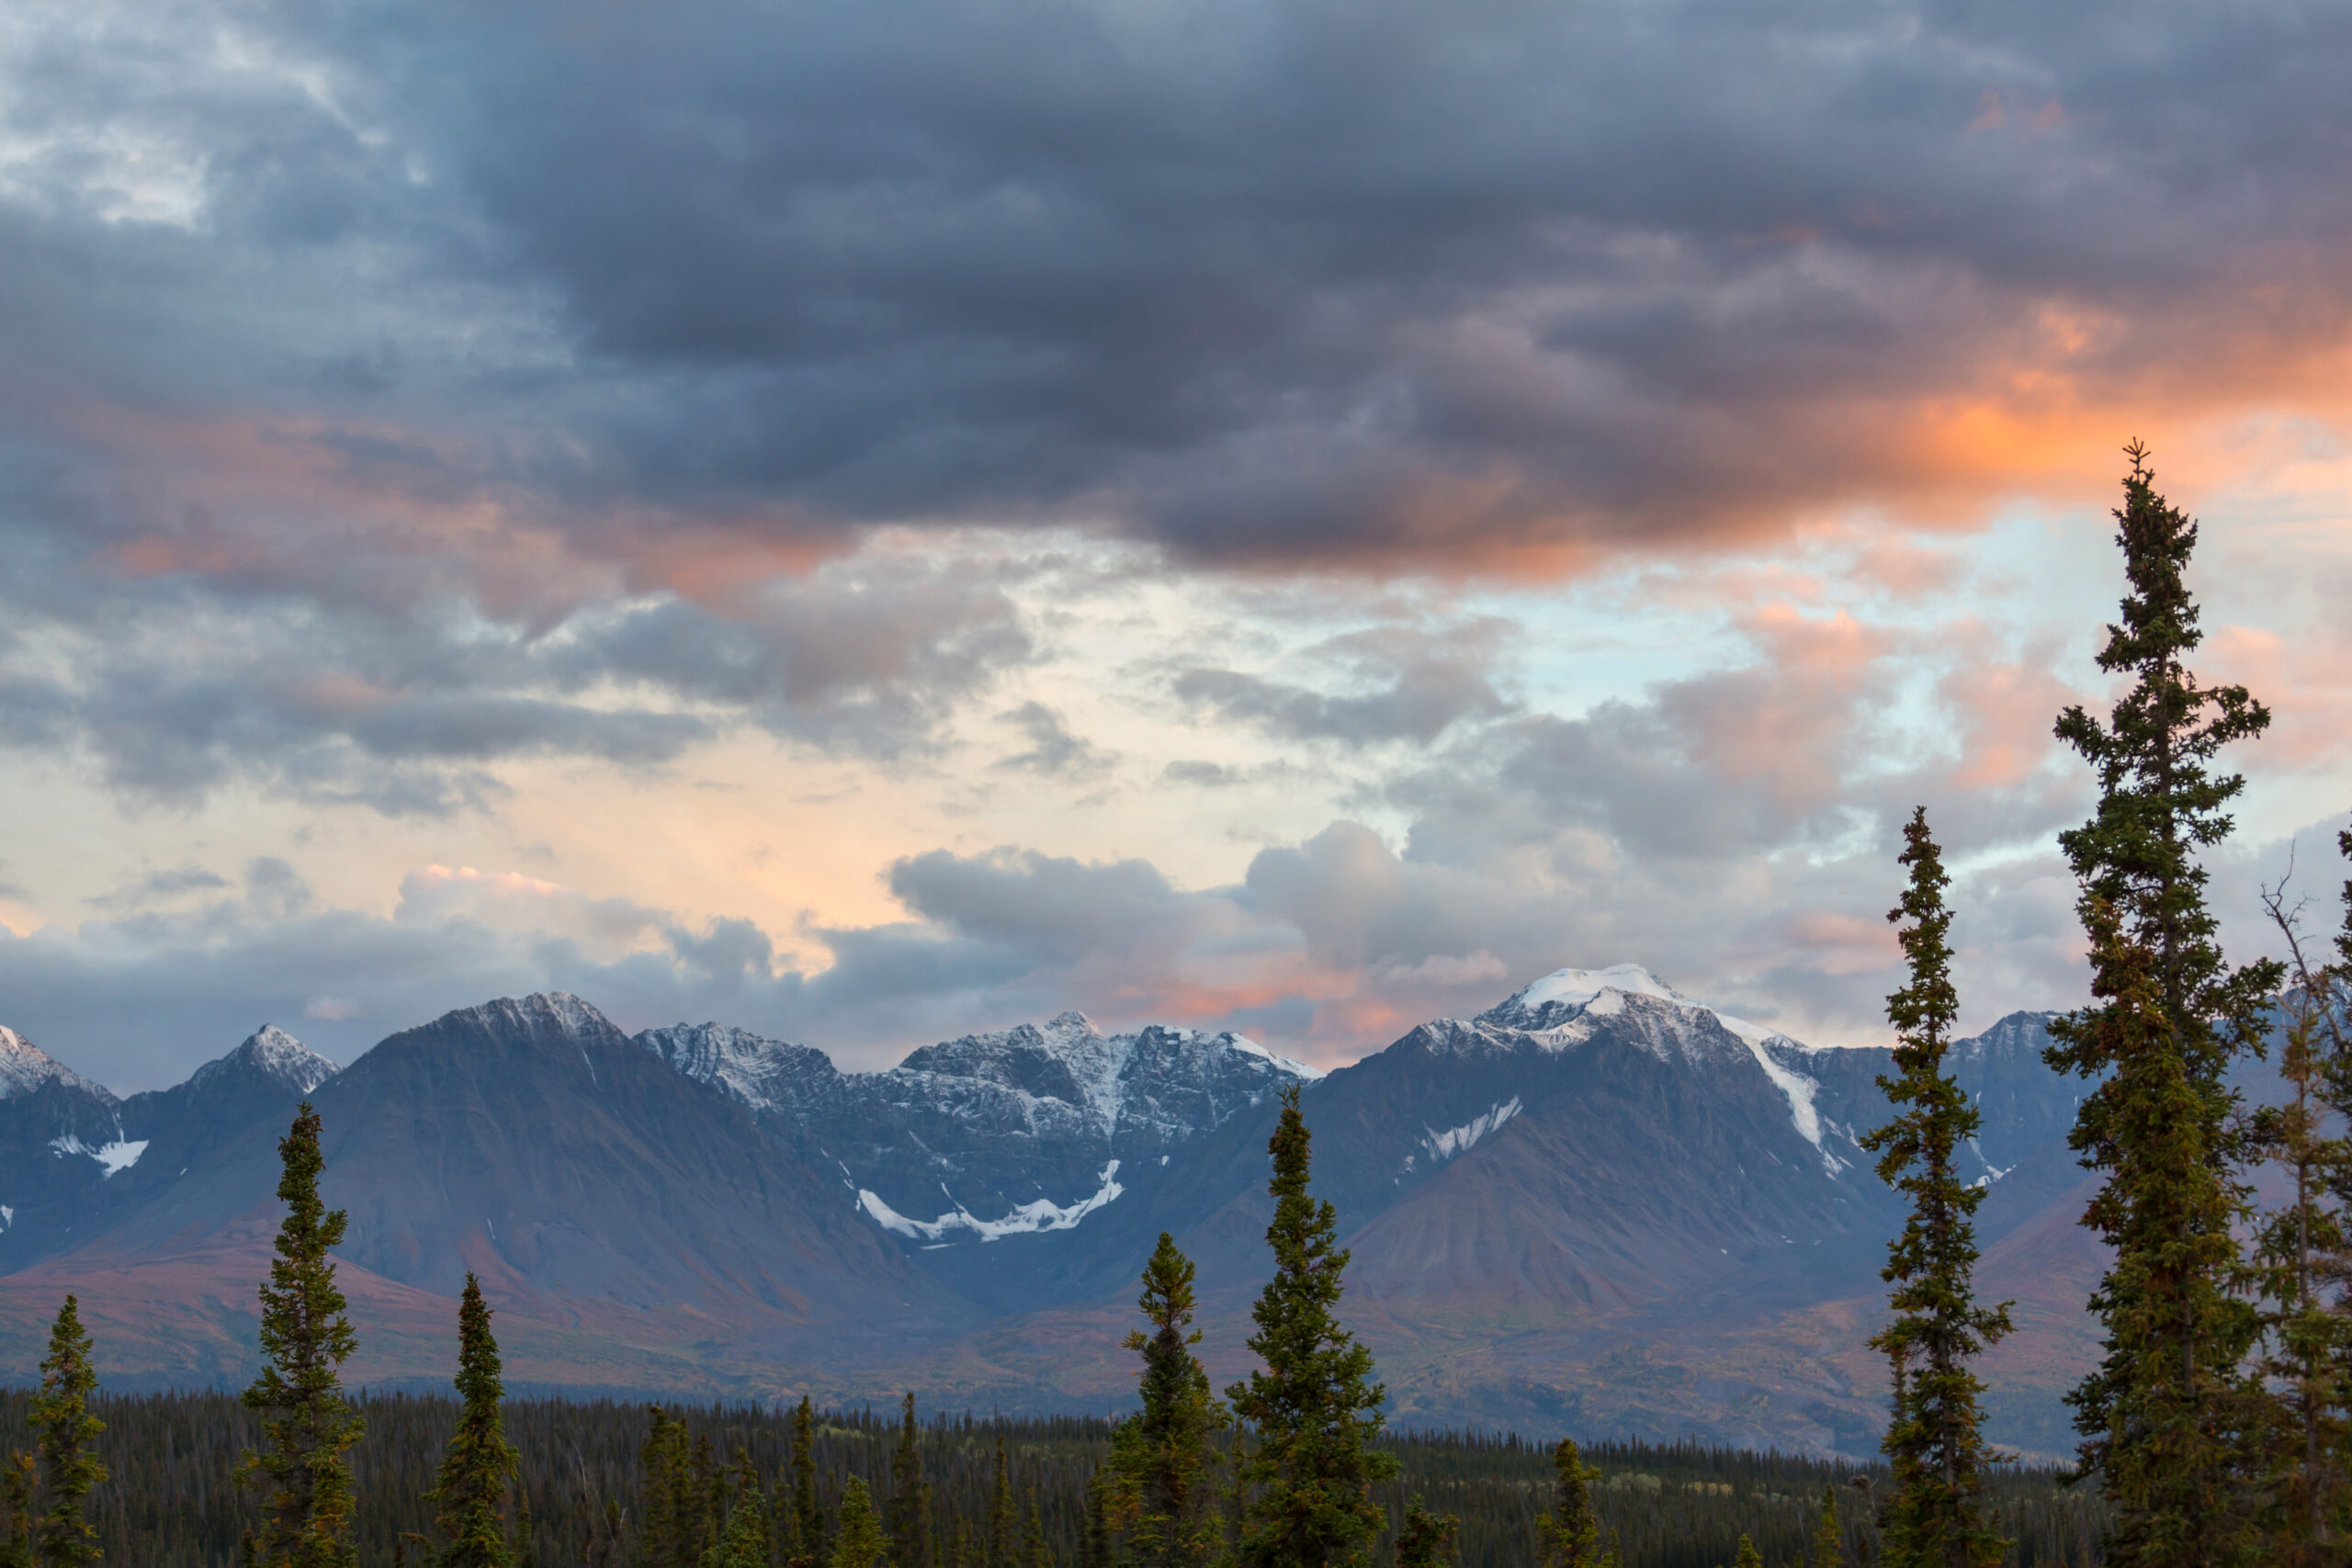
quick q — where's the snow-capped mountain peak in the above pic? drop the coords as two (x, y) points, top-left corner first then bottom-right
(0, 1025), (107, 1102)
(636, 1023), (836, 1116)
(1482, 964), (1790, 1048)
(187, 1024), (339, 1097)
(1479, 964), (1843, 1167)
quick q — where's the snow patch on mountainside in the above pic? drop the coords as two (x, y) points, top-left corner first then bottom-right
(47, 1134), (147, 1177)
(1422, 1097), (1522, 1162)
(858, 1160), (1125, 1243)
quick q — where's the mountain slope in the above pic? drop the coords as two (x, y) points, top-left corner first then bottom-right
(0, 970), (2107, 1455)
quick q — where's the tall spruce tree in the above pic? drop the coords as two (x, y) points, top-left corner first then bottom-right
(1534, 1438), (1611, 1568)
(28, 1295), (103, 1568)
(2061, 898), (2260, 1565)
(642, 1410), (682, 1568)
(1391, 1501), (1456, 1568)
(424, 1274), (520, 1568)
(886, 1394), (933, 1568)
(1021, 1493), (1048, 1568)
(1860, 809), (2013, 1568)
(240, 1102), (364, 1568)
(830, 1481), (884, 1568)
(2247, 847), (2352, 1561)
(2045, 446), (2280, 1567)
(1805, 1486), (1845, 1568)
(792, 1397), (823, 1564)
(986, 1436), (1015, 1568)
(1225, 1084), (1397, 1568)
(1102, 1234), (1227, 1568)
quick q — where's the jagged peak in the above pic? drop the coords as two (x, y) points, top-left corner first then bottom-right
(1480, 963), (1790, 1047)
(431, 990), (621, 1042)
(0, 1024), (109, 1102)
(187, 1024), (339, 1096)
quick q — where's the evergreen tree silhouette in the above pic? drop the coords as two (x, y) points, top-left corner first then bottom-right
(424, 1274), (520, 1567)
(239, 1102), (364, 1568)
(1225, 1084), (1397, 1568)
(1391, 1500), (1456, 1568)
(2247, 837), (2352, 1558)
(1534, 1438), (1611, 1568)
(1805, 1486), (1845, 1568)
(831, 1480), (885, 1568)
(28, 1296), (103, 1568)
(887, 1394), (933, 1568)
(792, 1397), (823, 1563)
(2046, 445), (2281, 1568)
(1102, 1234), (1226, 1568)
(986, 1436), (1015, 1568)
(1862, 809), (2013, 1568)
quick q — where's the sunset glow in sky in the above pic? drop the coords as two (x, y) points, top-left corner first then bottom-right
(3, 0), (2348, 1088)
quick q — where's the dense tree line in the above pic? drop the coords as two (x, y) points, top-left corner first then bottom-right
(0, 1391), (2115, 1568)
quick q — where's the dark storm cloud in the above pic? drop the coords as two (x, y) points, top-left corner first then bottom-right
(2, 0), (2345, 799)
(4, 0), (2348, 576)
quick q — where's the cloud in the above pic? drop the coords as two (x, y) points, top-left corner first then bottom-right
(1, 0), (2347, 602)
(84, 864), (230, 912)
(1173, 622), (1517, 747)
(0, 530), (1035, 812)
(993, 702), (1114, 780)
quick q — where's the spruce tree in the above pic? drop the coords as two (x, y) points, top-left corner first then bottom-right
(1534, 1438), (1610, 1568)
(0, 1452), (32, 1568)
(1391, 1501), (1456, 1568)
(707, 1492), (770, 1568)
(240, 1102), (364, 1568)
(2045, 447), (2282, 1567)
(1727, 1536), (1762, 1568)
(830, 1480), (884, 1568)
(1806, 1486), (1845, 1568)
(693, 1434), (722, 1565)
(986, 1436), (1015, 1568)
(424, 1274), (520, 1568)
(642, 1409), (681, 1568)
(1103, 1234), (1227, 1568)
(886, 1394), (933, 1568)
(1225, 1084), (1397, 1568)
(792, 1398), (823, 1564)
(2247, 850), (2352, 1560)
(1860, 809), (2013, 1568)
(1022, 1493), (1048, 1568)
(28, 1295), (104, 1568)
(2057, 898), (2261, 1566)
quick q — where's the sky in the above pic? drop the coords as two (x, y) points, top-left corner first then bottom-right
(1, 0), (2348, 1091)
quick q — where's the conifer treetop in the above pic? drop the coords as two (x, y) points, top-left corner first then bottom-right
(1226, 1084), (1397, 1568)
(30, 1294), (105, 1568)
(425, 1273), (520, 1568)
(241, 1101), (365, 1568)
(2052, 441), (2279, 1065)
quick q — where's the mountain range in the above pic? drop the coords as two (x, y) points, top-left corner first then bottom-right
(0, 965), (2112, 1459)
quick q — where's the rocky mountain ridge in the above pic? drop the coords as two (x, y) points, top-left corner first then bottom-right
(0, 966), (2099, 1457)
